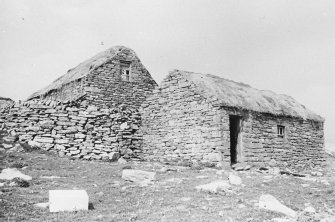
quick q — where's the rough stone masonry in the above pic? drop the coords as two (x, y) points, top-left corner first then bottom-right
(141, 70), (325, 169)
(0, 46), (157, 160)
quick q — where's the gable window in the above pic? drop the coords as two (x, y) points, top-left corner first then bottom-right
(277, 125), (285, 137)
(120, 61), (131, 81)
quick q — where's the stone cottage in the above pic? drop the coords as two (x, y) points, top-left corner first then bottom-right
(141, 69), (325, 168)
(28, 45), (157, 108)
(0, 46), (157, 160)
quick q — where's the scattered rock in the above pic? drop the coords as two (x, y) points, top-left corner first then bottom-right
(34, 202), (49, 209)
(28, 141), (41, 149)
(159, 167), (177, 173)
(259, 167), (269, 171)
(228, 173), (242, 185)
(49, 190), (89, 212)
(122, 165), (132, 170)
(40, 176), (63, 179)
(232, 163), (251, 171)
(269, 167), (281, 175)
(96, 192), (104, 197)
(195, 180), (231, 194)
(118, 157), (127, 164)
(108, 152), (120, 161)
(269, 159), (277, 167)
(311, 171), (323, 177)
(10, 177), (30, 187)
(0, 168), (32, 181)
(304, 206), (316, 213)
(259, 194), (297, 218)
(165, 178), (183, 184)
(122, 169), (155, 186)
(196, 175), (209, 179)
(3, 143), (13, 149)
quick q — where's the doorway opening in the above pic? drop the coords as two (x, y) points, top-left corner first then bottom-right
(229, 115), (242, 164)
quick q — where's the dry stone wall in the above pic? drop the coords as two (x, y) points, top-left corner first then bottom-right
(85, 51), (157, 109)
(239, 111), (325, 169)
(30, 48), (157, 110)
(141, 72), (224, 164)
(0, 98), (143, 160)
(141, 72), (326, 169)
(0, 97), (15, 110)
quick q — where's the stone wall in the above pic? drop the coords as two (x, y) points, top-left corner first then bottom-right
(0, 98), (143, 160)
(0, 97), (15, 110)
(239, 111), (325, 168)
(30, 48), (157, 109)
(141, 72), (325, 169)
(34, 78), (87, 102)
(85, 50), (157, 108)
(141, 72), (224, 163)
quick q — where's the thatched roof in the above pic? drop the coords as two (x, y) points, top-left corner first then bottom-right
(28, 46), (135, 100)
(173, 70), (324, 122)
(0, 97), (14, 110)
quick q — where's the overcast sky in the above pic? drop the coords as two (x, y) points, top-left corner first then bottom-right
(1, 0), (335, 144)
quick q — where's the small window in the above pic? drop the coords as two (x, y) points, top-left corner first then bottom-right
(277, 125), (285, 137)
(120, 60), (131, 81)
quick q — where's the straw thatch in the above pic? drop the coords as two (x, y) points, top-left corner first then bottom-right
(173, 70), (324, 122)
(28, 46), (134, 100)
(0, 97), (14, 110)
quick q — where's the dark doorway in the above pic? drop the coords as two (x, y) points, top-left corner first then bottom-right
(229, 115), (242, 164)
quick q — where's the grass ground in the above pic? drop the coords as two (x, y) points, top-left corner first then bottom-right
(0, 150), (334, 222)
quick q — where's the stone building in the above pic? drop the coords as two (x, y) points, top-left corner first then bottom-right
(141, 70), (325, 168)
(28, 46), (157, 109)
(0, 46), (157, 160)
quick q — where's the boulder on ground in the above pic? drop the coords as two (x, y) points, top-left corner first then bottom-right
(34, 202), (49, 209)
(0, 168), (32, 181)
(259, 194), (296, 218)
(195, 180), (231, 194)
(118, 157), (127, 164)
(49, 190), (89, 212)
(228, 173), (242, 185)
(108, 152), (120, 161)
(232, 163), (251, 171)
(122, 169), (155, 186)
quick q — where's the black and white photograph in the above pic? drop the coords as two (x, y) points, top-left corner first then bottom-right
(0, 0), (335, 221)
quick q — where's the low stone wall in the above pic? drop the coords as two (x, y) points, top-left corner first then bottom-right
(0, 100), (143, 160)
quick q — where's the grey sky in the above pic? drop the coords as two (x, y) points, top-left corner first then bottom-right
(1, 0), (335, 144)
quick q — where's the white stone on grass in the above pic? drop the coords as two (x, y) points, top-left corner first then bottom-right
(34, 202), (49, 209)
(122, 170), (155, 186)
(228, 173), (242, 185)
(40, 176), (63, 179)
(304, 206), (316, 213)
(195, 180), (231, 194)
(0, 168), (32, 181)
(259, 194), (297, 218)
(49, 190), (89, 212)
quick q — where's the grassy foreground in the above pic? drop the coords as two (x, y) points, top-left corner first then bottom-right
(0, 150), (334, 222)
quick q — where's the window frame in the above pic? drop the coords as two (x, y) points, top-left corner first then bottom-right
(120, 60), (132, 82)
(277, 125), (285, 138)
